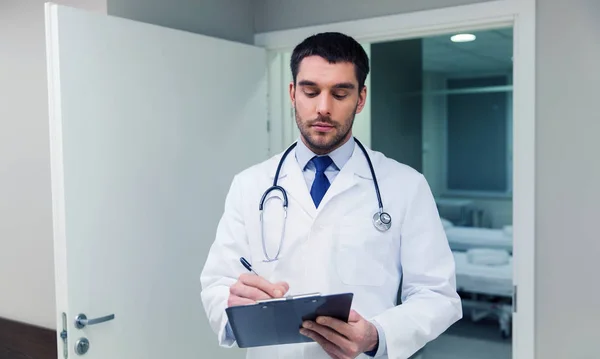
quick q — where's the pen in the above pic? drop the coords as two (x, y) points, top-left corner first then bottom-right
(240, 257), (260, 276)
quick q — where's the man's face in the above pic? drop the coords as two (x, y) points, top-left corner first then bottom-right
(289, 56), (367, 155)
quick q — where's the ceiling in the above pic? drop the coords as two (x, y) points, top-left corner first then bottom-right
(421, 28), (513, 74)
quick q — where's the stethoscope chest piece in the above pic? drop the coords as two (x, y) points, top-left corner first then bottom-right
(373, 211), (392, 232)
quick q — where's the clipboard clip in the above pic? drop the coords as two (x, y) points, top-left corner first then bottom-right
(256, 292), (321, 304)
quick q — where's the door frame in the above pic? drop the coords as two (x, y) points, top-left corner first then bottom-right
(254, 1), (536, 358)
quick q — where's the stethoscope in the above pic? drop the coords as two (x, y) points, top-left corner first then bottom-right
(258, 137), (391, 262)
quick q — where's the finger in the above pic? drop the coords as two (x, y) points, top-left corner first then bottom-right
(274, 281), (290, 294)
(316, 316), (353, 339)
(230, 281), (271, 301)
(348, 309), (361, 323)
(302, 321), (353, 350)
(227, 295), (255, 307)
(300, 328), (345, 359)
(239, 274), (287, 297)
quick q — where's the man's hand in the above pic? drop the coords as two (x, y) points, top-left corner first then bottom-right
(300, 310), (379, 359)
(227, 273), (289, 307)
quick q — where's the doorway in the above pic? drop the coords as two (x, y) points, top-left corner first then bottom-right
(373, 27), (514, 359)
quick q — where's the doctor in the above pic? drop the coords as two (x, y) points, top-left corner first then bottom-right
(200, 32), (462, 359)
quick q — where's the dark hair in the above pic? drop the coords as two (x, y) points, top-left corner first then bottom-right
(290, 32), (370, 91)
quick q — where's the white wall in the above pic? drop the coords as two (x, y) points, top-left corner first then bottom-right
(535, 0), (600, 357)
(0, 0), (106, 329)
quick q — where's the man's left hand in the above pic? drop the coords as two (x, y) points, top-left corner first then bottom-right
(300, 309), (379, 359)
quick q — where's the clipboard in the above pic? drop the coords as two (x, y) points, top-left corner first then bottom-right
(225, 292), (354, 348)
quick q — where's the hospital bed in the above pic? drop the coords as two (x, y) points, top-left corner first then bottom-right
(440, 218), (514, 338)
(442, 218), (513, 253)
(452, 249), (513, 338)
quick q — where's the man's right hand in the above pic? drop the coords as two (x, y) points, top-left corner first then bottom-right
(228, 273), (289, 307)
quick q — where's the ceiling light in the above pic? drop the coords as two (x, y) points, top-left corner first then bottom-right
(451, 33), (476, 42)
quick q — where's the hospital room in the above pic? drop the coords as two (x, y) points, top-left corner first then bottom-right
(1, 1), (599, 359)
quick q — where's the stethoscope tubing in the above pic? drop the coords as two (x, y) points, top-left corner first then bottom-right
(258, 137), (390, 262)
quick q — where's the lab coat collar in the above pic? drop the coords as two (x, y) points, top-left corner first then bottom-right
(295, 136), (355, 173)
(268, 141), (374, 217)
(267, 147), (316, 218)
(270, 139), (373, 181)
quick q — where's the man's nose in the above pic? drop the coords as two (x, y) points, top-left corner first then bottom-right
(316, 94), (332, 117)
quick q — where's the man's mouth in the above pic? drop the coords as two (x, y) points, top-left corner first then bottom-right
(311, 123), (334, 132)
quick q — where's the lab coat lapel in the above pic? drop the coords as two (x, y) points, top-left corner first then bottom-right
(270, 149), (316, 219)
(317, 143), (371, 212)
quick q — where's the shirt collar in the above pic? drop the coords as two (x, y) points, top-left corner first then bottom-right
(295, 136), (355, 171)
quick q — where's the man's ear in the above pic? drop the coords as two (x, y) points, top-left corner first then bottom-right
(355, 86), (367, 114)
(289, 81), (296, 106)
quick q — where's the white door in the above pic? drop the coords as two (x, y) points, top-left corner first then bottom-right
(45, 4), (267, 359)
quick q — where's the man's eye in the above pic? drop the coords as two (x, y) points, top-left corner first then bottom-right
(304, 91), (318, 97)
(333, 93), (348, 99)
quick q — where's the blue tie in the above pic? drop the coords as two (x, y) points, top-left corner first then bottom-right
(310, 156), (333, 208)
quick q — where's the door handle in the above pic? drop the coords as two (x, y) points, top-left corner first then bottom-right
(74, 313), (115, 329)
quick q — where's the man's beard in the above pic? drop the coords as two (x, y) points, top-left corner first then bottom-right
(294, 105), (357, 154)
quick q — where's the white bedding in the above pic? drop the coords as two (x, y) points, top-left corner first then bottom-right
(453, 251), (513, 297)
(446, 226), (513, 253)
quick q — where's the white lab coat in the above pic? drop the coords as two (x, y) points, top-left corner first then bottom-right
(200, 142), (462, 359)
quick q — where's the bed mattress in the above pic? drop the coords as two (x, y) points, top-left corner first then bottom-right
(446, 226), (513, 253)
(453, 251), (513, 297)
